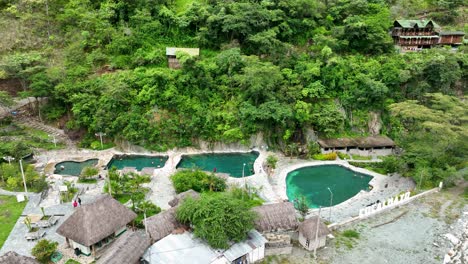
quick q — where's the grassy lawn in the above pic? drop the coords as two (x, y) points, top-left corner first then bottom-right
(351, 154), (372, 160)
(0, 195), (27, 248)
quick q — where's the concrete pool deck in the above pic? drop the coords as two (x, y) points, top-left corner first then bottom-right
(34, 147), (414, 224)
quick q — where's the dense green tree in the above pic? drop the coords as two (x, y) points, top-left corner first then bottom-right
(176, 192), (256, 249)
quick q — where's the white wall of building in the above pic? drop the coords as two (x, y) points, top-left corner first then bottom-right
(298, 233), (326, 251)
(71, 240), (91, 255)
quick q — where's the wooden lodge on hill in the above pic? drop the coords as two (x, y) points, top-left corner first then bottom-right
(392, 19), (465, 52)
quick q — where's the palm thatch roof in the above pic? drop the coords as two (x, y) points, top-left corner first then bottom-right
(0, 251), (39, 264)
(299, 216), (330, 239)
(145, 207), (180, 241)
(317, 136), (395, 149)
(252, 202), (298, 232)
(168, 189), (200, 207)
(96, 230), (151, 264)
(57, 195), (137, 247)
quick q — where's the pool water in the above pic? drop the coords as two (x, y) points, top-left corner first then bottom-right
(286, 165), (373, 208)
(107, 155), (168, 171)
(54, 159), (99, 176)
(176, 152), (259, 178)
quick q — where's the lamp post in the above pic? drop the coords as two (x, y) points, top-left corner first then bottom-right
(3, 156), (14, 164)
(19, 159), (28, 196)
(241, 163), (246, 200)
(95, 132), (106, 149)
(327, 187), (333, 222)
(49, 134), (57, 148)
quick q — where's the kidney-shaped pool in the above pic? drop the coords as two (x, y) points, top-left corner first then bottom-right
(286, 165), (373, 208)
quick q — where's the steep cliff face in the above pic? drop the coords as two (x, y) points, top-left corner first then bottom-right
(368, 111), (382, 136)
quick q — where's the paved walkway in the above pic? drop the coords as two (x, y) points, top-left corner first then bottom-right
(0, 193), (99, 257)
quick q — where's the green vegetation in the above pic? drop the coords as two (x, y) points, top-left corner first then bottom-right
(78, 166), (99, 183)
(31, 239), (58, 264)
(171, 169), (227, 193)
(60, 181), (78, 203)
(312, 152), (337, 161)
(266, 155), (278, 169)
(337, 152), (350, 160)
(0, 122), (64, 159)
(0, 0), (465, 188)
(0, 162), (47, 192)
(133, 200), (161, 228)
(105, 168), (151, 209)
(335, 229), (360, 249)
(65, 260), (81, 264)
(293, 195), (309, 218)
(176, 191), (257, 249)
(351, 154), (372, 161)
(0, 195), (27, 248)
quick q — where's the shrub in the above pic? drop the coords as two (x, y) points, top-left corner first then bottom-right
(171, 170), (227, 193)
(176, 192), (256, 249)
(351, 154), (372, 160)
(312, 152), (337, 160)
(342, 229), (360, 239)
(307, 141), (321, 156)
(337, 152), (350, 160)
(266, 155), (278, 169)
(80, 166), (98, 179)
(31, 239), (58, 263)
(133, 200), (161, 228)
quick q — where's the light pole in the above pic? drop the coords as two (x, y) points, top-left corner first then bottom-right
(3, 156), (14, 164)
(19, 159), (28, 196)
(95, 132), (106, 149)
(327, 187), (333, 222)
(49, 134), (57, 148)
(242, 163), (246, 200)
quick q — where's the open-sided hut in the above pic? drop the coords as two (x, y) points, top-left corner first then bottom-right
(168, 189), (200, 207)
(318, 135), (395, 156)
(56, 195), (137, 256)
(298, 216), (330, 251)
(165, 47), (200, 69)
(96, 230), (151, 264)
(144, 207), (180, 242)
(0, 251), (39, 264)
(252, 202), (298, 233)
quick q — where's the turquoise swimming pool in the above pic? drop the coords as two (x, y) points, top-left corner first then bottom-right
(286, 165), (373, 208)
(54, 159), (99, 176)
(176, 151), (259, 178)
(107, 155), (168, 171)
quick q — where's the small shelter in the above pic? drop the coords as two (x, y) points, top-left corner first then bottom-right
(252, 202), (299, 233)
(317, 135), (395, 156)
(96, 230), (151, 264)
(298, 216), (330, 251)
(0, 251), (39, 264)
(144, 207), (180, 242)
(142, 230), (267, 264)
(168, 189), (200, 207)
(166, 47), (200, 69)
(56, 195), (137, 256)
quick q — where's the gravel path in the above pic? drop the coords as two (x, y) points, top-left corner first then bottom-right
(319, 190), (467, 264)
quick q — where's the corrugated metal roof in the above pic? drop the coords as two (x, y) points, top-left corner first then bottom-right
(395, 20), (440, 29)
(142, 232), (223, 264)
(223, 230), (267, 262)
(166, 47), (200, 56)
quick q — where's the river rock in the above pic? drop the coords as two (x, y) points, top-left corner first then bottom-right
(445, 234), (460, 245)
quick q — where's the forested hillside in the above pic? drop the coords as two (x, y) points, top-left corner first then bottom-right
(0, 0), (466, 187)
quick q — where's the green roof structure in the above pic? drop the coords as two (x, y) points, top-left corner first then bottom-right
(394, 20), (440, 29)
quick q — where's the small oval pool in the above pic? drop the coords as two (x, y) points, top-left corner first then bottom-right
(54, 159), (99, 176)
(286, 165), (373, 208)
(107, 155), (168, 171)
(176, 151), (259, 178)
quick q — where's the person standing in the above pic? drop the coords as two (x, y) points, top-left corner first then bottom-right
(77, 197), (82, 206)
(73, 200), (78, 208)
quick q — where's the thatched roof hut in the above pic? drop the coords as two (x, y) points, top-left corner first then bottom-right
(168, 189), (200, 207)
(0, 251), (39, 264)
(317, 136), (395, 149)
(298, 216), (330, 239)
(145, 207), (180, 241)
(96, 230), (151, 264)
(252, 202), (298, 232)
(57, 195), (137, 247)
